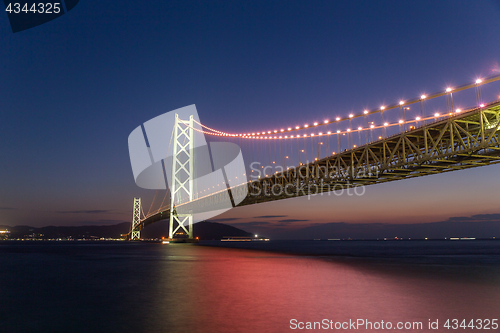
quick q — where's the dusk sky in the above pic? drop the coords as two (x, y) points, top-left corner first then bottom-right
(2, 1), (500, 235)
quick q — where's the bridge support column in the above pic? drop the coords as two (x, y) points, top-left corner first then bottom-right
(131, 197), (141, 240)
(169, 114), (194, 239)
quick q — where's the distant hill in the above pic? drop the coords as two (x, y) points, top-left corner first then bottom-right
(140, 220), (252, 240)
(277, 221), (500, 240)
(0, 223), (131, 239)
(193, 221), (253, 240)
(0, 221), (251, 240)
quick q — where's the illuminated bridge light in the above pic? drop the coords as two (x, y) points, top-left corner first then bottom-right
(383, 122), (388, 126)
(456, 109), (461, 113)
(347, 128), (351, 132)
(364, 110), (369, 114)
(313, 122), (318, 126)
(336, 117), (340, 121)
(476, 79), (482, 84)
(480, 103), (485, 108)
(349, 114), (354, 118)
(399, 120), (404, 124)
(281, 129), (284, 132)
(358, 127), (362, 130)
(370, 125), (375, 128)
(399, 101), (404, 105)
(324, 120), (329, 124)
(446, 87), (452, 92)
(304, 124), (309, 128)
(416, 117), (421, 121)
(295, 126), (299, 129)
(336, 130), (341, 133)
(421, 95), (426, 100)
(380, 106), (385, 110)
(434, 113), (439, 117)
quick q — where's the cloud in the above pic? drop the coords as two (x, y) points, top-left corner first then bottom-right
(208, 218), (241, 222)
(448, 214), (500, 222)
(230, 221), (271, 227)
(75, 219), (127, 225)
(278, 219), (309, 223)
(99, 219), (127, 223)
(253, 215), (288, 218)
(57, 210), (112, 214)
(471, 214), (500, 220)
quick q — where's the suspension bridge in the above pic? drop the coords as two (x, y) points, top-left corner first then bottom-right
(127, 74), (500, 241)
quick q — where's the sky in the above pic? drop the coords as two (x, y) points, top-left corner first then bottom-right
(1, 0), (500, 236)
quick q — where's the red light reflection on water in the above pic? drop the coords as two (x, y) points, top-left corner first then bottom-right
(155, 246), (500, 332)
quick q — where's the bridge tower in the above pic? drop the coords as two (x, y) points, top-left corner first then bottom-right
(169, 114), (194, 239)
(131, 197), (141, 240)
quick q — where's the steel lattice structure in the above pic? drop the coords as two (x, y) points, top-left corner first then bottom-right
(168, 114), (195, 239)
(130, 198), (141, 240)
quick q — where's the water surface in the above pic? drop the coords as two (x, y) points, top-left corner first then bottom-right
(1, 241), (499, 332)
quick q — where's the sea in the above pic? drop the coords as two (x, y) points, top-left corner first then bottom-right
(1, 240), (499, 333)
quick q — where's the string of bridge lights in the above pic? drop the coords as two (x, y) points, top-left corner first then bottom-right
(185, 74), (500, 140)
(187, 106), (481, 140)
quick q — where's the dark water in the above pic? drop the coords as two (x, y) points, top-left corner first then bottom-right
(1, 241), (499, 333)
